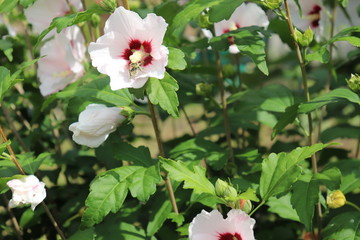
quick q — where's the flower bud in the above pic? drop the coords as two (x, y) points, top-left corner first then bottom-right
(346, 74), (360, 94)
(196, 83), (213, 97)
(120, 106), (135, 120)
(91, 13), (101, 28)
(261, 0), (283, 10)
(294, 27), (313, 47)
(198, 12), (212, 29)
(327, 190), (346, 209)
(215, 179), (238, 200)
(96, 0), (117, 12)
(239, 199), (252, 214)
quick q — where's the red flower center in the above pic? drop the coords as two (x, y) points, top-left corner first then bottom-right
(218, 232), (242, 240)
(121, 39), (153, 66)
(307, 5), (321, 28)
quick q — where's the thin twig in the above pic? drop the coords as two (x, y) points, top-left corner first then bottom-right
(2, 194), (23, 240)
(215, 51), (235, 162)
(182, 107), (196, 136)
(148, 100), (179, 214)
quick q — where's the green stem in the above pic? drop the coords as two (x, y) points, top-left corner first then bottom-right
(283, 0), (322, 235)
(346, 201), (360, 211)
(122, 0), (129, 9)
(214, 51), (235, 163)
(148, 100), (179, 214)
(249, 201), (265, 216)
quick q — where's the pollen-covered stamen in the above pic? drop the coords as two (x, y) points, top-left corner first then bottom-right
(121, 39), (154, 77)
(218, 232), (242, 240)
(306, 5), (321, 28)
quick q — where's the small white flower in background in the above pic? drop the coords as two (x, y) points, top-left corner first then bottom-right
(37, 26), (85, 96)
(69, 104), (125, 148)
(24, 0), (83, 34)
(189, 209), (256, 240)
(214, 2), (269, 54)
(177, 0), (189, 6)
(7, 175), (46, 211)
(88, 6), (169, 90)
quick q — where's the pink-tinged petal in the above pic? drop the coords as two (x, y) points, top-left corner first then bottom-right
(189, 209), (256, 240)
(63, 26), (86, 72)
(104, 6), (144, 39)
(24, 0), (83, 34)
(214, 20), (230, 36)
(89, 31), (128, 75)
(140, 13), (168, 59)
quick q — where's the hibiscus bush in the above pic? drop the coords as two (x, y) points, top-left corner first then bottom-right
(0, 0), (360, 239)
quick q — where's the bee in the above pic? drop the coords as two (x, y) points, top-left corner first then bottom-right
(129, 62), (143, 77)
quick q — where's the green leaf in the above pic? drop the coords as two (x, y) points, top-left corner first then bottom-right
(113, 141), (155, 167)
(291, 174), (319, 231)
(326, 159), (360, 194)
(323, 212), (360, 240)
(299, 88), (360, 113)
(80, 171), (129, 229)
(208, 0), (244, 22)
(209, 26), (269, 75)
(314, 167), (342, 190)
(0, 175), (23, 194)
(267, 194), (300, 222)
(238, 188), (260, 202)
(160, 157), (215, 195)
(305, 45), (330, 63)
(146, 196), (172, 236)
(0, 0), (18, 13)
(320, 126), (360, 143)
(170, 138), (228, 170)
(68, 228), (95, 240)
(0, 140), (10, 155)
(328, 26), (360, 47)
(260, 143), (329, 201)
(146, 72), (179, 117)
(42, 77), (133, 111)
(127, 164), (162, 202)
(0, 58), (40, 101)
(169, 0), (229, 38)
(0, 39), (13, 61)
(272, 104), (299, 139)
(167, 47), (187, 70)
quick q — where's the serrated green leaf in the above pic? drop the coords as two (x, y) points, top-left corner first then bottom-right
(267, 194), (300, 222)
(314, 167), (342, 190)
(299, 88), (360, 113)
(305, 45), (330, 63)
(80, 171), (129, 229)
(260, 144), (329, 201)
(323, 212), (360, 240)
(291, 174), (319, 231)
(209, 26), (269, 75)
(113, 141), (155, 167)
(208, 0), (244, 22)
(160, 157), (215, 195)
(238, 188), (259, 202)
(0, 0), (18, 13)
(146, 195), (172, 236)
(127, 164), (162, 202)
(146, 72), (179, 117)
(167, 47), (187, 70)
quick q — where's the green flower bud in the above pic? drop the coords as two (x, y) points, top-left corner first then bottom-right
(198, 12), (212, 29)
(327, 190), (346, 209)
(91, 14), (101, 28)
(346, 73), (360, 94)
(261, 0), (283, 10)
(294, 27), (313, 47)
(239, 199), (252, 214)
(120, 106), (135, 120)
(215, 179), (237, 200)
(96, 0), (117, 12)
(196, 83), (213, 97)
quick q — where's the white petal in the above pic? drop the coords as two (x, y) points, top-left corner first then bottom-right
(229, 44), (240, 54)
(136, 45), (168, 81)
(231, 3), (269, 28)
